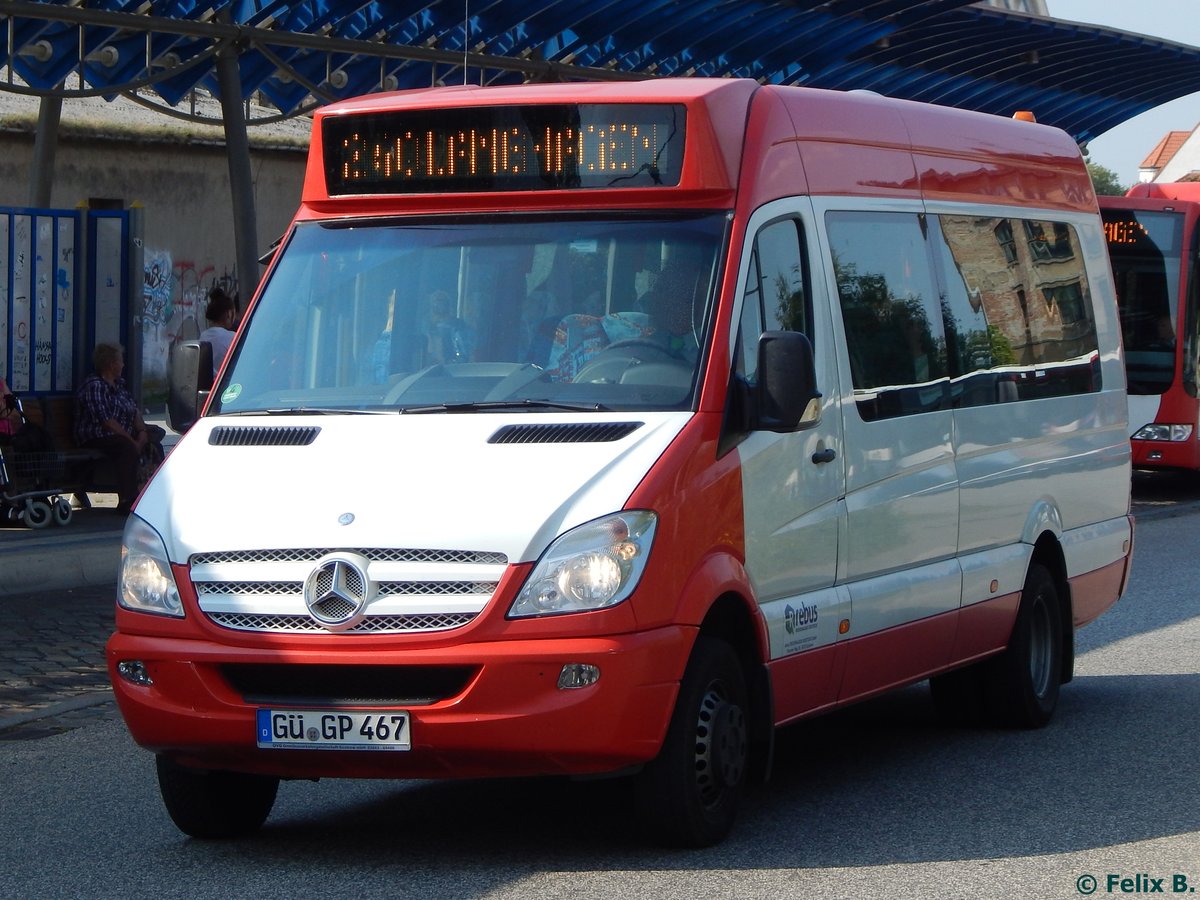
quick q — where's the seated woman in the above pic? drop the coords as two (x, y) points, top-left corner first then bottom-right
(74, 343), (161, 515)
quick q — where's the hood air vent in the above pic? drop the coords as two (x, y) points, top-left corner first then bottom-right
(488, 422), (643, 444)
(209, 425), (321, 447)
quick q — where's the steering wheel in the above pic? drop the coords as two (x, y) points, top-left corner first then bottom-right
(573, 339), (687, 384)
(382, 364), (444, 404)
(602, 338), (683, 360)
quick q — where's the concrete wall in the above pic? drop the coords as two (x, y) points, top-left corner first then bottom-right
(0, 120), (307, 403)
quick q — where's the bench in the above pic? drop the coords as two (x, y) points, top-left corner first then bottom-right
(17, 395), (117, 505)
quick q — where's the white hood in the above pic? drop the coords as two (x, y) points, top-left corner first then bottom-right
(137, 412), (691, 565)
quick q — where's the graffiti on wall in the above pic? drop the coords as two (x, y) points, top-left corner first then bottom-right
(141, 247), (239, 403)
(143, 248), (174, 326)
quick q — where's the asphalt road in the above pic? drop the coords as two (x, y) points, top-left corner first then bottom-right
(1, 477), (1198, 899)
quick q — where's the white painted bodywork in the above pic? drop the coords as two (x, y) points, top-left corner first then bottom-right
(739, 196), (1131, 662)
(138, 412), (692, 568)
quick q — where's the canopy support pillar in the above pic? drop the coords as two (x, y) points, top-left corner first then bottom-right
(216, 43), (261, 308)
(28, 96), (62, 208)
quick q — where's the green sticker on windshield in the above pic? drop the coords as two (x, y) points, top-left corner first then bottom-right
(221, 384), (243, 403)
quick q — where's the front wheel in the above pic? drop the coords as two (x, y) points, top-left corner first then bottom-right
(634, 636), (749, 847)
(155, 755), (279, 839)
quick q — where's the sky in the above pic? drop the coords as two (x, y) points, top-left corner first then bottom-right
(1047, 0), (1200, 186)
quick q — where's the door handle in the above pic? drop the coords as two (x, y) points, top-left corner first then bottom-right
(811, 447), (837, 465)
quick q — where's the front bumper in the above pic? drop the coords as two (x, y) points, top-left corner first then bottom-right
(107, 625), (692, 780)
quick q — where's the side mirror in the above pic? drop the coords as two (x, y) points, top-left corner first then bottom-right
(167, 340), (214, 433)
(755, 330), (820, 433)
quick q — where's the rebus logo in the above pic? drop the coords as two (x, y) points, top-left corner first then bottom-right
(784, 602), (819, 635)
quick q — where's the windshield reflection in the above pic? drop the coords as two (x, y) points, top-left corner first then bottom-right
(213, 214), (726, 415)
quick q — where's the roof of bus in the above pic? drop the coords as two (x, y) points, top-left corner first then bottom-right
(304, 78), (1092, 213)
(315, 77), (1081, 157)
(1124, 182), (1200, 202)
(1099, 182), (1200, 213)
(315, 78), (743, 117)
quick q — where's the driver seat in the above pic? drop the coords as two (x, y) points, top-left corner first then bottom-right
(644, 261), (699, 338)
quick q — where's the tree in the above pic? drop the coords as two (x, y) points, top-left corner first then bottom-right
(1087, 159), (1128, 196)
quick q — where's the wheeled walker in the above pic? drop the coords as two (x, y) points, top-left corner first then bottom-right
(0, 444), (74, 528)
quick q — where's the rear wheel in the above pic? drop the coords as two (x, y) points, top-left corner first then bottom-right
(929, 664), (986, 727)
(155, 755), (279, 839)
(932, 562), (1063, 729)
(634, 637), (749, 847)
(982, 563), (1062, 728)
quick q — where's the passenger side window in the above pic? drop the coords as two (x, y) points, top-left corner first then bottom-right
(936, 214), (1100, 404)
(736, 218), (810, 383)
(825, 211), (948, 421)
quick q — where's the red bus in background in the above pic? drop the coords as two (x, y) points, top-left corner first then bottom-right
(1100, 183), (1200, 470)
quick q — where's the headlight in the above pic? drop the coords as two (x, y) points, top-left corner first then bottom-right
(1132, 423), (1193, 442)
(119, 515), (183, 618)
(509, 511), (657, 618)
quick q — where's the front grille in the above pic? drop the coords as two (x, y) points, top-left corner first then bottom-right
(190, 546), (507, 636)
(207, 611), (478, 634)
(221, 663), (477, 705)
(198, 581), (499, 598)
(192, 547), (507, 566)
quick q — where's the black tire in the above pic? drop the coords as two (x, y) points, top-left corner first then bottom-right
(634, 637), (749, 847)
(981, 562), (1063, 728)
(155, 755), (279, 839)
(929, 664), (986, 727)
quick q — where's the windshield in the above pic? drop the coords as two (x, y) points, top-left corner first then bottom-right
(1102, 208), (1184, 395)
(211, 214), (727, 415)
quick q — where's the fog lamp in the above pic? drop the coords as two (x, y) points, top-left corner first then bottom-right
(558, 663), (601, 690)
(117, 660), (153, 686)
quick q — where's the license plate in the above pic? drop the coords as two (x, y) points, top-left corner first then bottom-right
(256, 709), (411, 751)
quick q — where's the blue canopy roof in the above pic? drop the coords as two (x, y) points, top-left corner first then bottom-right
(4, 0), (1200, 143)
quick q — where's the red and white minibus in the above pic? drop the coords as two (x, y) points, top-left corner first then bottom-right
(109, 78), (1133, 847)
(1100, 182), (1200, 470)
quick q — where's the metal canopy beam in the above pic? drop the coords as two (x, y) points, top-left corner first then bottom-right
(4, 0), (1200, 302)
(3, 0), (1199, 142)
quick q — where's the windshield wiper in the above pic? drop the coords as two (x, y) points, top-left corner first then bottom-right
(401, 399), (611, 414)
(220, 407), (386, 416)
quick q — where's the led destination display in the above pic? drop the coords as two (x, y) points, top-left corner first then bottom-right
(323, 103), (685, 194)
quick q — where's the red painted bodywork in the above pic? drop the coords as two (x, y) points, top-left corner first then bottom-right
(110, 78), (1121, 782)
(1101, 184), (1200, 471)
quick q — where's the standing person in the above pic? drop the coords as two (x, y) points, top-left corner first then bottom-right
(199, 287), (238, 379)
(74, 343), (153, 515)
